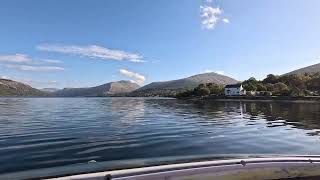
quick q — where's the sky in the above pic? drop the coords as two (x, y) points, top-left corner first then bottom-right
(0, 0), (320, 88)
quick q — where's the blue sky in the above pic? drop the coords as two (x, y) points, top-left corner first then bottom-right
(0, 0), (320, 88)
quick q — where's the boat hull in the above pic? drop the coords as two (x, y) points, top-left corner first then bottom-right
(47, 157), (320, 180)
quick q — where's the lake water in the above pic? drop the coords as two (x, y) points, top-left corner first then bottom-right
(0, 97), (320, 176)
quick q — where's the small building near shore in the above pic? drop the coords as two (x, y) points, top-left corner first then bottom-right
(225, 84), (246, 96)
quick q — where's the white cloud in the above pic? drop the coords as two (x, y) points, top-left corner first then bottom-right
(202, 69), (225, 75)
(119, 69), (146, 85)
(40, 59), (63, 64)
(128, 59), (146, 63)
(0, 54), (31, 63)
(200, 5), (222, 29)
(203, 69), (214, 73)
(222, 18), (230, 23)
(0, 75), (9, 79)
(37, 44), (144, 63)
(0, 54), (64, 66)
(0, 54), (65, 73)
(215, 70), (225, 75)
(5, 64), (65, 72)
(48, 80), (58, 84)
(206, 0), (213, 2)
(16, 78), (58, 87)
(0, 75), (58, 88)
(200, 5), (229, 30)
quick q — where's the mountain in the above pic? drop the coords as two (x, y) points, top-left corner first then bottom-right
(131, 72), (238, 97)
(0, 79), (48, 96)
(139, 72), (238, 90)
(54, 80), (140, 97)
(285, 63), (320, 75)
(41, 88), (60, 93)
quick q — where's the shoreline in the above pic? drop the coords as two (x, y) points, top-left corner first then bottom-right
(178, 96), (320, 103)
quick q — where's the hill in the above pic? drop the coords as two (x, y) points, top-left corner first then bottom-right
(0, 79), (48, 96)
(41, 88), (60, 93)
(130, 72), (238, 97)
(285, 63), (320, 75)
(54, 80), (140, 97)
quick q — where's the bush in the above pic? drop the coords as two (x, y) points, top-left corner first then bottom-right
(195, 87), (210, 96)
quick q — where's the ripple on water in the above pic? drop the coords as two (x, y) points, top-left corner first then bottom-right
(0, 98), (320, 174)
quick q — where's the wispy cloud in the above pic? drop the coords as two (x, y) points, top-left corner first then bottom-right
(200, 3), (229, 30)
(0, 54), (31, 63)
(119, 69), (145, 85)
(202, 69), (214, 73)
(215, 70), (225, 75)
(0, 53), (65, 73)
(222, 18), (230, 24)
(5, 64), (65, 72)
(37, 44), (145, 63)
(202, 69), (225, 75)
(40, 59), (63, 64)
(1, 75), (58, 87)
(20, 78), (58, 87)
(19, 78), (58, 85)
(0, 75), (10, 79)
(0, 54), (64, 64)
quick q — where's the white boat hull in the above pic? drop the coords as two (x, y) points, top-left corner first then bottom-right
(47, 157), (320, 180)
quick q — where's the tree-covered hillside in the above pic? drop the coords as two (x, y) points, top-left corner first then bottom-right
(177, 72), (320, 98)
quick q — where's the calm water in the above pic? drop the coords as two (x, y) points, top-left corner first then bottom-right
(0, 97), (320, 175)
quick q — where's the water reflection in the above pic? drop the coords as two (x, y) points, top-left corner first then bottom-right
(0, 98), (320, 174)
(148, 99), (320, 136)
(110, 98), (146, 123)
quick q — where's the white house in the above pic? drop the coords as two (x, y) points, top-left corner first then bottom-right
(225, 84), (246, 96)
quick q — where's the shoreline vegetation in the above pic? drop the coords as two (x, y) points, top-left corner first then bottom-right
(176, 73), (320, 102)
(178, 95), (320, 103)
(1, 72), (320, 102)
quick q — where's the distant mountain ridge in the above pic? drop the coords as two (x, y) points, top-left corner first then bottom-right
(54, 80), (140, 97)
(131, 72), (238, 97)
(41, 88), (60, 93)
(139, 72), (238, 90)
(285, 63), (320, 75)
(0, 72), (238, 97)
(0, 79), (48, 96)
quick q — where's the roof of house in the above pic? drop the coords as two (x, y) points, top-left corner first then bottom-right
(225, 84), (242, 88)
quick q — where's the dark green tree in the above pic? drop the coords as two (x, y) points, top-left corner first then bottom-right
(195, 87), (210, 96)
(263, 74), (279, 84)
(274, 82), (290, 96)
(256, 83), (267, 91)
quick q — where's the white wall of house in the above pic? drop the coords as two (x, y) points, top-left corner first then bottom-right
(225, 85), (246, 96)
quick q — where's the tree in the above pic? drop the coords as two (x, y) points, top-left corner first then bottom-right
(243, 83), (257, 91)
(256, 83), (267, 91)
(274, 82), (289, 96)
(290, 86), (304, 97)
(198, 84), (206, 89)
(286, 75), (306, 90)
(263, 74), (279, 84)
(307, 77), (320, 91)
(176, 89), (194, 98)
(207, 83), (224, 95)
(195, 87), (210, 96)
(242, 77), (259, 91)
(265, 83), (274, 92)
